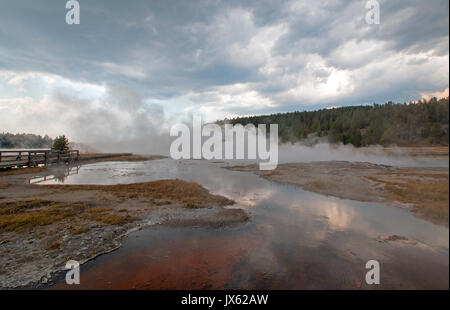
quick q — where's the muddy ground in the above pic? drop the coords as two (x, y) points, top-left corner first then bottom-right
(0, 157), (247, 289)
(228, 161), (449, 227)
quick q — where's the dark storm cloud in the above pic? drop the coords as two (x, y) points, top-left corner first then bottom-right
(0, 0), (448, 124)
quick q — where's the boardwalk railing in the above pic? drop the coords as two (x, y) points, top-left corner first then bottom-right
(0, 149), (79, 169)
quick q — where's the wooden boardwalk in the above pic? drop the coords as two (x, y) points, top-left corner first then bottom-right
(0, 149), (79, 169)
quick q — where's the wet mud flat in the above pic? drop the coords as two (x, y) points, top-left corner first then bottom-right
(228, 161), (449, 226)
(43, 159), (449, 290)
(0, 164), (247, 289)
(1, 158), (448, 290)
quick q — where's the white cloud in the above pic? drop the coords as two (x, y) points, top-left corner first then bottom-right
(98, 62), (148, 79)
(181, 83), (276, 120)
(0, 0), (448, 138)
(421, 87), (449, 100)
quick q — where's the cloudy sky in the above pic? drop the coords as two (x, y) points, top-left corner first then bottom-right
(0, 0), (448, 147)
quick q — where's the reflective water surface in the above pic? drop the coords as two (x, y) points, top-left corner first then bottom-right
(44, 159), (448, 289)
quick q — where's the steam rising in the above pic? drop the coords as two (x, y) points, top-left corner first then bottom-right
(10, 85), (444, 168)
(277, 142), (443, 167)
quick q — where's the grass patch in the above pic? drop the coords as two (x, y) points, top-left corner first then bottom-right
(0, 199), (51, 215)
(367, 174), (449, 225)
(51, 202), (86, 209)
(0, 200), (137, 233)
(305, 180), (328, 190)
(0, 208), (77, 233)
(263, 170), (281, 177)
(71, 227), (89, 235)
(87, 207), (112, 213)
(183, 201), (202, 209)
(46, 179), (234, 207)
(47, 241), (61, 250)
(384, 182), (449, 222)
(85, 213), (134, 225)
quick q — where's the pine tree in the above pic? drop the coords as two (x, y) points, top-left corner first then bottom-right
(52, 135), (69, 151)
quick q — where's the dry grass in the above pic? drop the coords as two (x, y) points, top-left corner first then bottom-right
(183, 201), (202, 209)
(87, 207), (112, 213)
(70, 227), (89, 235)
(0, 207), (79, 233)
(0, 199), (136, 233)
(0, 199), (81, 215)
(384, 182), (448, 223)
(46, 179), (234, 207)
(305, 180), (328, 190)
(84, 213), (134, 225)
(230, 165), (247, 169)
(47, 241), (61, 250)
(367, 173), (449, 225)
(262, 170), (281, 177)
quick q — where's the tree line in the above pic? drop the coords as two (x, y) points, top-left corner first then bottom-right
(219, 97), (449, 147)
(0, 133), (70, 151)
(0, 133), (53, 149)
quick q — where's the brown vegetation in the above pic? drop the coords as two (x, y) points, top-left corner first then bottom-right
(0, 199), (135, 233)
(47, 179), (234, 207)
(70, 227), (89, 235)
(368, 170), (449, 224)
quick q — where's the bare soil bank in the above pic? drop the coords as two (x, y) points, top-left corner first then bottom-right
(0, 160), (247, 289)
(228, 161), (449, 227)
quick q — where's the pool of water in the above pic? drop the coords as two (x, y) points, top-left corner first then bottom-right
(43, 159), (448, 289)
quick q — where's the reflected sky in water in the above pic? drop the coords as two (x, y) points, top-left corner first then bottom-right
(44, 159), (449, 289)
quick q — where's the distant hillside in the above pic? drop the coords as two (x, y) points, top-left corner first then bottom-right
(0, 133), (53, 149)
(219, 97), (449, 147)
